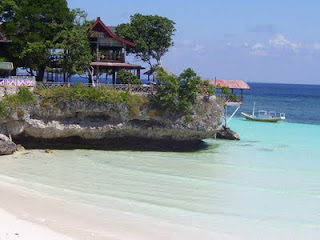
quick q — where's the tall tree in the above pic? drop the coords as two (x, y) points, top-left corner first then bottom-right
(116, 14), (175, 67)
(0, 0), (17, 22)
(1, 0), (73, 81)
(53, 9), (93, 85)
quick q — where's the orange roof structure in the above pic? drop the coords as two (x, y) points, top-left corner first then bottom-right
(208, 79), (250, 90)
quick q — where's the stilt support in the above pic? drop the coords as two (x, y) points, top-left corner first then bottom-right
(224, 104), (241, 127)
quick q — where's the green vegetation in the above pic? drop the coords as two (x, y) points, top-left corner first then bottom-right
(152, 67), (215, 114)
(0, 0), (73, 81)
(0, 87), (36, 118)
(0, 3), (218, 118)
(116, 14), (176, 67)
(3, 87), (36, 109)
(0, 85), (148, 118)
(0, 1), (92, 82)
(35, 84), (147, 116)
(219, 85), (239, 101)
(117, 70), (142, 84)
(53, 9), (94, 83)
(0, 101), (9, 118)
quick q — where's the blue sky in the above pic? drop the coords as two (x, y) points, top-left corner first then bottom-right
(68, 0), (320, 84)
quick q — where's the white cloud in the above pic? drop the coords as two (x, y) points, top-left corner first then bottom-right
(308, 42), (320, 51)
(227, 33), (320, 56)
(250, 43), (268, 56)
(269, 34), (291, 47)
(226, 42), (250, 48)
(175, 39), (206, 54)
(252, 43), (264, 50)
(268, 34), (303, 52)
(192, 44), (205, 53)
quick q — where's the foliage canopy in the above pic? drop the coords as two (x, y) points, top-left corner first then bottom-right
(0, 0), (83, 81)
(117, 70), (142, 84)
(116, 14), (175, 67)
(153, 68), (215, 114)
(53, 9), (93, 81)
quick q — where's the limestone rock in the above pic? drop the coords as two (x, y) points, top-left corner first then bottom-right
(0, 96), (224, 149)
(216, 126), (240, 140)
(45, 149), (53, 154)
(0, 134), (16, 155)
(16, 144), (25, 152)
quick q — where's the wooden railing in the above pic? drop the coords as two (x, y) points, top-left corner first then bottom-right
(98, 52), (125, 62)
(36, 82), (158, 95)
(218, 96), (243, 104)
(0, 76), (36, 87)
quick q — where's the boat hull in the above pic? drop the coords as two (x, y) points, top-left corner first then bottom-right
(241, 112), (284, 122)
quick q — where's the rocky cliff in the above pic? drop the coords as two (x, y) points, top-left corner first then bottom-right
(0, 96), (224, 151)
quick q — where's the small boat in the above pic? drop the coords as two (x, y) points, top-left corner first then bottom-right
(241, 103), (285, 122)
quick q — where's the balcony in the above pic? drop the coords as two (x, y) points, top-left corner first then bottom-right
(98, 52), (125, 63)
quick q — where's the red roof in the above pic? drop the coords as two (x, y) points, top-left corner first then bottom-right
(91, 62), (145, 69)
(90, 17), (136, 47)
(208, 79), (250, 90)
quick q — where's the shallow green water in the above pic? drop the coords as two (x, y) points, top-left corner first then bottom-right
(0, 118), (319, 239)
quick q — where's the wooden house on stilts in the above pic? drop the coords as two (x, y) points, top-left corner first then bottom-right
(88, 17), (145, 84)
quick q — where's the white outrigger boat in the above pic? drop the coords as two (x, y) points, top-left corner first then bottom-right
(241, 103), (285, 122)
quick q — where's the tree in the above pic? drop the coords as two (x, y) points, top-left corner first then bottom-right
(179, 68), (202, 105)
(116, 14), (175, 67)
(153, 68), (215, 114)
(0, 0), (17, 22)
(117, 70), (142, 84)
(152, 67), (180, 112)
(53, 9), (93, 85)
(1, 0), (73, 81)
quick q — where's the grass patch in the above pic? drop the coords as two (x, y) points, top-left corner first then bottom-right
(0, 87), (36, 119)
(35, 84), (148, 116)
(185, 114), (194, 123)
(0, 101), (9, 118)
(3, 87), (36, 109)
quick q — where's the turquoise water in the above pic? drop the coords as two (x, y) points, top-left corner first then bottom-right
(0, 118), (319, 239)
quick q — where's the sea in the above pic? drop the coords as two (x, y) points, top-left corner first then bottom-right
(0, 82), (319, 239)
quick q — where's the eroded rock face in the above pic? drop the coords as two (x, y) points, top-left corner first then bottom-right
(0, 134), (16, 155)
(216, 126), (240, 140)
(0, 97), (224, 149)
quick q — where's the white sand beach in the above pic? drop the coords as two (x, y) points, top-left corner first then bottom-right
(0, 208), (74, 240)
(0, 179), (228, 240)
(1, 144), (319, 240)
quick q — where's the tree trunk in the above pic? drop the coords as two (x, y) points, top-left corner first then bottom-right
(88, 67), (95, 87)
(26, 68), (35, 76)
(37, 65), (46, 82)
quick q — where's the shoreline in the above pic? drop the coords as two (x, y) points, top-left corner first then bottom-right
(0, 179), (117, 240)
(0, 172), (229, 240)
(0, 208), (74, 240)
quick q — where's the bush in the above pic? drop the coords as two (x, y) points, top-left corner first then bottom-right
(152, 68), (212, 114)
(35, 85), (147, 116)
(3, 87), (36, 109)
(17, 108), (25, 118)
(199, 80), (215, 96)
(152, 68), (180, 112)
(0, 101), (9, 118)
(117, 70), (142, 84)
(219, 85), (239, 101)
